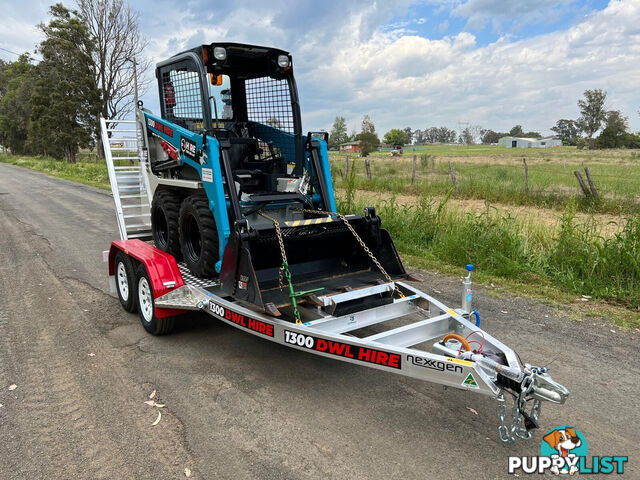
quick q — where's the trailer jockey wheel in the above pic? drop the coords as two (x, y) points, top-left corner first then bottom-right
(179, 195), (219, 278)
(151, 189), (182, 260)
(135, 264), (175, 335)
(115, 250), (137, 313)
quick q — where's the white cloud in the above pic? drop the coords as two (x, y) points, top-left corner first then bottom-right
(452, 0), (576, 32)
(304, 0), (640, 134)
(2, 0), (638, 136)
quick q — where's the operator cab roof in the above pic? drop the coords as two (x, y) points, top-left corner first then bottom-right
(182, 42), (293, 80)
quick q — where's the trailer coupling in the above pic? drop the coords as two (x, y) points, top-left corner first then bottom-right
(458, 350), (569, 443)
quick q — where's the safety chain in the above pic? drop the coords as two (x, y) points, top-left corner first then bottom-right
(258, 211), (287, 291)
(300, 209), (405, 299)
(258, 211), (324, 324)
(496, 374), (541, 444)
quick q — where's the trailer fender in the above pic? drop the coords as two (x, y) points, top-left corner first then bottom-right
(108, 239), (186, 318)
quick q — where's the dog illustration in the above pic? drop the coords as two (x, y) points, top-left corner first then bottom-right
(543, 427), (582, 475)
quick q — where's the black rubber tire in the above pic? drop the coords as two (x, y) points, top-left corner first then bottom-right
(114, 250), (137, 313)
(135, 264), (175, 335)
(179, 195), (219, 278)
(151, 189), (182, 260)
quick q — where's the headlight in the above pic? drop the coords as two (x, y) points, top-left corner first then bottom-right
(277, 55), (290, 68)
(213, 47), (227, 61)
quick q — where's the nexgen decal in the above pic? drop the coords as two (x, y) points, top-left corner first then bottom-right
(208, 302), (274, 337)
(284, 330), (401, 369)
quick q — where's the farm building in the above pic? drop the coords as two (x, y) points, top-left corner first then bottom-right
(498, 136), (562, 148)
(339, 140), (361, 153)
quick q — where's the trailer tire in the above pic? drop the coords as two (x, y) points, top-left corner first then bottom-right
(135, 264), (175, 335)
(152, 189), (182, 260)
(115, 250), (137, 313)
(179, 195), (219, 278)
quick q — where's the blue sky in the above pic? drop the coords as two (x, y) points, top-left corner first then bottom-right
(1, 0), (639, 136)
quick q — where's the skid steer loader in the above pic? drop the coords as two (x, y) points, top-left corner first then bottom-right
(138, 43), (406, 317)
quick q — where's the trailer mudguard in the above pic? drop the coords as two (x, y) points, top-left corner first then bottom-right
(108, 240), (186, 318)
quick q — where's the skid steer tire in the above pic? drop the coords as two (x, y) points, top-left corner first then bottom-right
(115, 250), (137, 313)
(179, 195), (219, 278)
(151, 189), (182, 260)
(135, 264), (175, 335)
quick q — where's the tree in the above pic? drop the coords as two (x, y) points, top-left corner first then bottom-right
(480, 129), (505, 144)
(0, 55), (36, 154)
(76, 0), (150, 154)
(509, 125), (524, 136)
(28, 4), (101, 162)
(459, 127), (474, 145)
(328, 116), (348, 149)
(423, 126), (456, 144)
(413, 129), (426, 144)
(551, 119), (581, 146)
(383, 128), (409, 146)
(459, 125), (482, 145)
(357, 115), (379, 156)
(403, 126), (413, 145)
(361, 114), (376, 135)
(577, 89), (607, 138)
(523, 130), (542, 138)
(597, 110), (628, 148)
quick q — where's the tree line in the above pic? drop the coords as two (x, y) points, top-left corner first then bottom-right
(329, 89), (640, 155)
(0, 0), (147, 162)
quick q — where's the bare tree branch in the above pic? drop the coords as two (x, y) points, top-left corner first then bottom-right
(76, 0), (151, 123)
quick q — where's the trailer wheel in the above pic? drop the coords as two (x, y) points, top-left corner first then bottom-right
(115, 250), (137, 313)
(179, 195), (219, 278)
(152, 189), (182, 260)
(135, 264), (175, 335)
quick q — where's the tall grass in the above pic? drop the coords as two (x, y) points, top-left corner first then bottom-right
(339, 187), (640, 309)
(331, 152), (640, 215)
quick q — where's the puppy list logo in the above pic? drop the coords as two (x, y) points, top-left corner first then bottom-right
(508, 426), (628, 475)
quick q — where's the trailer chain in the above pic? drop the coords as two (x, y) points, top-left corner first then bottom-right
(258, 211), (288, 291)
(258, 211), (324, 324)
(300, 209), (405, 299)
(496, 375), (541, 444)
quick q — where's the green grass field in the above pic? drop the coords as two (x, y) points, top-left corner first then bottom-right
(330, 146), (640, 214)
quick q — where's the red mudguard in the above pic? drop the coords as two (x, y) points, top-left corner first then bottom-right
(108, 240), (186, 318)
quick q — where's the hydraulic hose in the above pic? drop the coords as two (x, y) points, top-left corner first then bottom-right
(443, 333), (471, 352)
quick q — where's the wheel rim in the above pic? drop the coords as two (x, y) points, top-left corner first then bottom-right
(138, 277), (153, 323)
(184, 214), (202, 262)
(117, 261), (129, 301)
(153, 207), (169, 247)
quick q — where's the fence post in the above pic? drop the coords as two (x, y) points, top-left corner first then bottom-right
(573, 170), (590, 197)
(345, 155), (349, 177)
(448, 161), (458, 193)
(522, 157), (529, 196)
(411, 155), (417, 185)
(584, 167), (599, 198)
(365, 158), (371, 179)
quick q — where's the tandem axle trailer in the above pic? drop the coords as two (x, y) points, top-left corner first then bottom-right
(106, 235), (569, 444)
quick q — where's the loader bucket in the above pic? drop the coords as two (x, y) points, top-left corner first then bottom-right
(219, 208), (406, 313)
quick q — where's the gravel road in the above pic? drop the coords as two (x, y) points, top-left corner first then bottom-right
(0, 163), (638, 479)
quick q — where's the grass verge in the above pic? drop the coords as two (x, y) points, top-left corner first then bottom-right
(337, 175), (640, 329)
(0, 154), (112, 190)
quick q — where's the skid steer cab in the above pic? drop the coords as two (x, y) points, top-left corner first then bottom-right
(137, 42), (407, 316)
